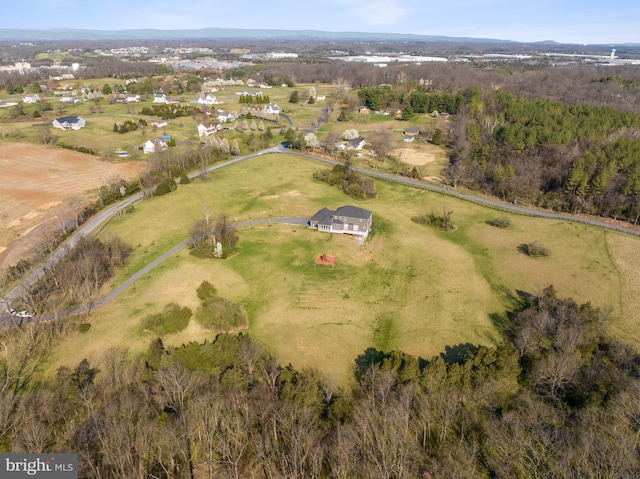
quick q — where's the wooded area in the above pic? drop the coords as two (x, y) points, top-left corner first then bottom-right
(2, 287), (639, 478)
(448, 88), (640, 222)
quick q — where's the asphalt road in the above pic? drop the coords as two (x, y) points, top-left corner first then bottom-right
(3, 143), (640, 327)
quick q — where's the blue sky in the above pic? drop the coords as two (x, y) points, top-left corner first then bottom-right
(2, 0), (639, 44)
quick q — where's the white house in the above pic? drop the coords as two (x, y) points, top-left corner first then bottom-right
(124, 93), (141, 103)
(22, 94), (41, 104)
(151, 120), (168, 128)
(235, 90), (262, 98)
(197, 94), (221, 106)
(52, 115), (85, 130)
(263, 102), (280, 115)
(216, 110), (235, 123)
(153, 94), (170, 104)
(197, 122), (221, 137)
(143, 138), (168, 154)
(59, 94), (79, 104)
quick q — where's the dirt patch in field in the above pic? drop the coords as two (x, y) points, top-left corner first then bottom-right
(263, 190), (303, 200)
(392, 148), (436, 166)
(0, 141), (145, 270)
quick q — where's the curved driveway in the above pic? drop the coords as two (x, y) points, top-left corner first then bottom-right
(276, 146), (640, 237)
(3, 143), (640, 325)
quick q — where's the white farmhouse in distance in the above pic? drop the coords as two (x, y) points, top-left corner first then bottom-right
(52, 115), (85, 130)
(216, 110), (235, 123)
(197, 122), (221, 137)
(197, 94), (221, 106)
(263, 102), (280, 115)
(143, 138), (168, 154)
(22, 94), (41, 104)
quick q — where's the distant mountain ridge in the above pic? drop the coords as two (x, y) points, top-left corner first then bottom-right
(1, 28), (637, 46)
(0, 27), (536, 43)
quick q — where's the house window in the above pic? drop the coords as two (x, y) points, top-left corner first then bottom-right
(354, 225), (359, 231)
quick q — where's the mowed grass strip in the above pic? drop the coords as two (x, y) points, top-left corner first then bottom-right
(45, 153), (640, 384)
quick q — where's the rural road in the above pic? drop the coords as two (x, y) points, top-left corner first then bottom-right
(3, 142), (640, 326)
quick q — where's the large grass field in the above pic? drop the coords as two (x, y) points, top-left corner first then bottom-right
(42, 153), (640, 385)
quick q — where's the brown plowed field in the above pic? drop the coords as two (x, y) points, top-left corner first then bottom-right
(0, 141), (145, 269)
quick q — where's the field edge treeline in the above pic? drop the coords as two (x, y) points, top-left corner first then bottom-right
(1, 286), (640, 478)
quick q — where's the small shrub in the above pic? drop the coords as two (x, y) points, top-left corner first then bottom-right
(412, 209), (455, 231)
(195, 296), (248, 331)
(142, 302), (192, 335)
(59, 143), (97, 155)
(155, 178), (177, 196)
(488, 217), (511, 228)
(78, 323), (91, 333)
(519, 241), (549, 257)
(196, 280), (217, 300)
(179, 173), (191, 185)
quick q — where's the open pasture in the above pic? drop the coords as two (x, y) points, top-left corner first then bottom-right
(0, 141), (144, 269)
(44, 153), (640, 384)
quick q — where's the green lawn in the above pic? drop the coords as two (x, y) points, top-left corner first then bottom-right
(40, 152), (640, 385)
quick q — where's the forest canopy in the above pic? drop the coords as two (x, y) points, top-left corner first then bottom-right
(2, 287), (640, 478)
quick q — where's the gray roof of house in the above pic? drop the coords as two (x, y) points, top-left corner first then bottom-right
(310, 206), (372, 226)
(335, 205), (372, 220)
(309, 207), (333, 225)
(55, 115), (81, 123)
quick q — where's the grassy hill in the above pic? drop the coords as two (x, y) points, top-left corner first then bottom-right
(42, 153), (640, 385)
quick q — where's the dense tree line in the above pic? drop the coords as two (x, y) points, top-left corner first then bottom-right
(448, 87), (640, 222)
(139, 104), (200, 120)
(238, 94), (270, 105)
(1, 286), (639, 477)
(357, 85), (463, 114)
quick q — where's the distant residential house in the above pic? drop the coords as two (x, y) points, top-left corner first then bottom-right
(383, 108), (402, 117)
(143, 138), (168, 154)
(22, 93), (41, 104)
(403, 126), (420, 142)
(262, 102), (280, 115)
(197, 94), (221, 105)
(52, 115), (85, 130)
(216, 110), (235, 123)
(59, 94), (79, 104)
(124, 93), (141, 103)
(358, 106), (370, 115)
(197, 122), (221, 137)
(308, 205), (373, 237)
(151, 120), (168, 128)
(241, 90), (263, 97)
(348, 137), (366, 150)
(403, 126), (420, 137)
(153, 94), (170, 104)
